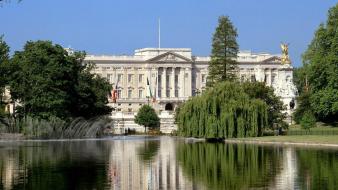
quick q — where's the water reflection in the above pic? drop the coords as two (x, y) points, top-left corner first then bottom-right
(0, 137), (337, 190)
(107, 136), (193, 189)
(176, 142), (284, 190)
(296, 148), (338, 190)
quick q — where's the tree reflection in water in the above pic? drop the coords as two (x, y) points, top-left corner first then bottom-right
(0, 141), (110, 190)
(137, 138), (160, 163)
(296, 148), (338, 190)
(176, 142), (284, 190)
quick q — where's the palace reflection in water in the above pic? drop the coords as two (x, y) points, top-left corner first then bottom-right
(0, 136), (337, 190)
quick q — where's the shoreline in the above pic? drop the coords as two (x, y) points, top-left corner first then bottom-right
(224, 138), (338, 149)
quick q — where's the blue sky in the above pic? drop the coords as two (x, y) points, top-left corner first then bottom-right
(1, 0), (337, 67)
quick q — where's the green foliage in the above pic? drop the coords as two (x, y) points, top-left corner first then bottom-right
(295, 3), (338, 123)
(137, 140), (160, 163)
(293, 92), (312, 124)
(176, 82), (268, 138)
(7, 40), (112, 120)
(0, 35), (10, 104)
(310, 88), (338, 120)
(134, 105), (160, 130)
(176, 142), (283, 190)
(242, 82), (286, 128)
(297, 149), (338, 190)
(300, 111), (316, 130)
(207, 16), (239, 87)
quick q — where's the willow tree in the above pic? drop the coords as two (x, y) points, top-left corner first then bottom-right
(176, 82), (268, 138)
(207, 16), (239, 87)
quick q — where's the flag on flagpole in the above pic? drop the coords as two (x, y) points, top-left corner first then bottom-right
(152, 77), (157, 103)
(146, 77), (153, 98)
(112, 81), (118, 103)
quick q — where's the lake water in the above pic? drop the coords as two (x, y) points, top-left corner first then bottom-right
(0, 136), (337, 190)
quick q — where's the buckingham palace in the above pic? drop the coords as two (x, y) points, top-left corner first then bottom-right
(85, 47), (297, 133)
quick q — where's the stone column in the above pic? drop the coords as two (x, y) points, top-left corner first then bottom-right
(162, 67), (167, 98)
(152, 67), (158, 98)
(171, 67), (176, 97)
(185, 67), (192, 97)
(180, 67), (185, 97)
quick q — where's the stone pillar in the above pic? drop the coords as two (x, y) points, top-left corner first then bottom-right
(171, 67), (176, 98)
(185, 67), (192, 97)
(152, 67), (158, 98)
(162, 67), (167, 98)
(180, 67), (185, 97)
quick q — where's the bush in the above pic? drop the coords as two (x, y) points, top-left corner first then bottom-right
(300, 111), (316, 131)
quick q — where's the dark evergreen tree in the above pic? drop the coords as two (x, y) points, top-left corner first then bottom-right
(0, 35), (10, 123)
(207, 16), (239, 87)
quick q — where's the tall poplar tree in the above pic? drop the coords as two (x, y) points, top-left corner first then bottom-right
(207, 16), (239, 87)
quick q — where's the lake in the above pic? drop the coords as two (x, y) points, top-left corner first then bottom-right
(0, 136), (337, 190)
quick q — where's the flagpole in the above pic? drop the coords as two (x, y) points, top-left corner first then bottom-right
(158, 18), (161, 49)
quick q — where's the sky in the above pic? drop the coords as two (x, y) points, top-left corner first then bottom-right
(1, 0), (337, 67)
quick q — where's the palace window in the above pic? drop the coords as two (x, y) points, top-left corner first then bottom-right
(128, 89), (132, 98)
(175, 75), (179, 87)
(175, 89), (179, 97)
(166, 89), (170, 98)
(251, 75), (256, 82)
(139, 89), (143, 98)
(138, 74), (143, 83)
(128, 74), (133, 83)
(107, 74), (112, 83)
(128, 108), (132, 113)
(202, 74), (206, 83)
(240, 75), (245, 83)
(117, 74), (123, 83)
(117, 89), (122, 98)
(158, 89), (162, 98)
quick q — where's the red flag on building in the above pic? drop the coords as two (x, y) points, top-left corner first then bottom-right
(112, 82), (118, 103)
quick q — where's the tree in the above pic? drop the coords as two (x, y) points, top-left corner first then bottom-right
(0, 35), (10, 125)
(134, 105), (160, 133)
(8, 40), (112, 120)
(242, 82), (286, 128)
(0, 35), (10, 104)
(176, 82), (268, 138)
(207, 16), (239, 87)
(295, 3), (338, 122)
(300, 111), (316, 131)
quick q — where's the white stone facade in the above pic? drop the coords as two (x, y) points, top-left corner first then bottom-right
(86, 48), (297, 133)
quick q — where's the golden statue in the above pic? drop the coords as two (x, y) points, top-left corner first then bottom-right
(280, 43), (291, 64)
